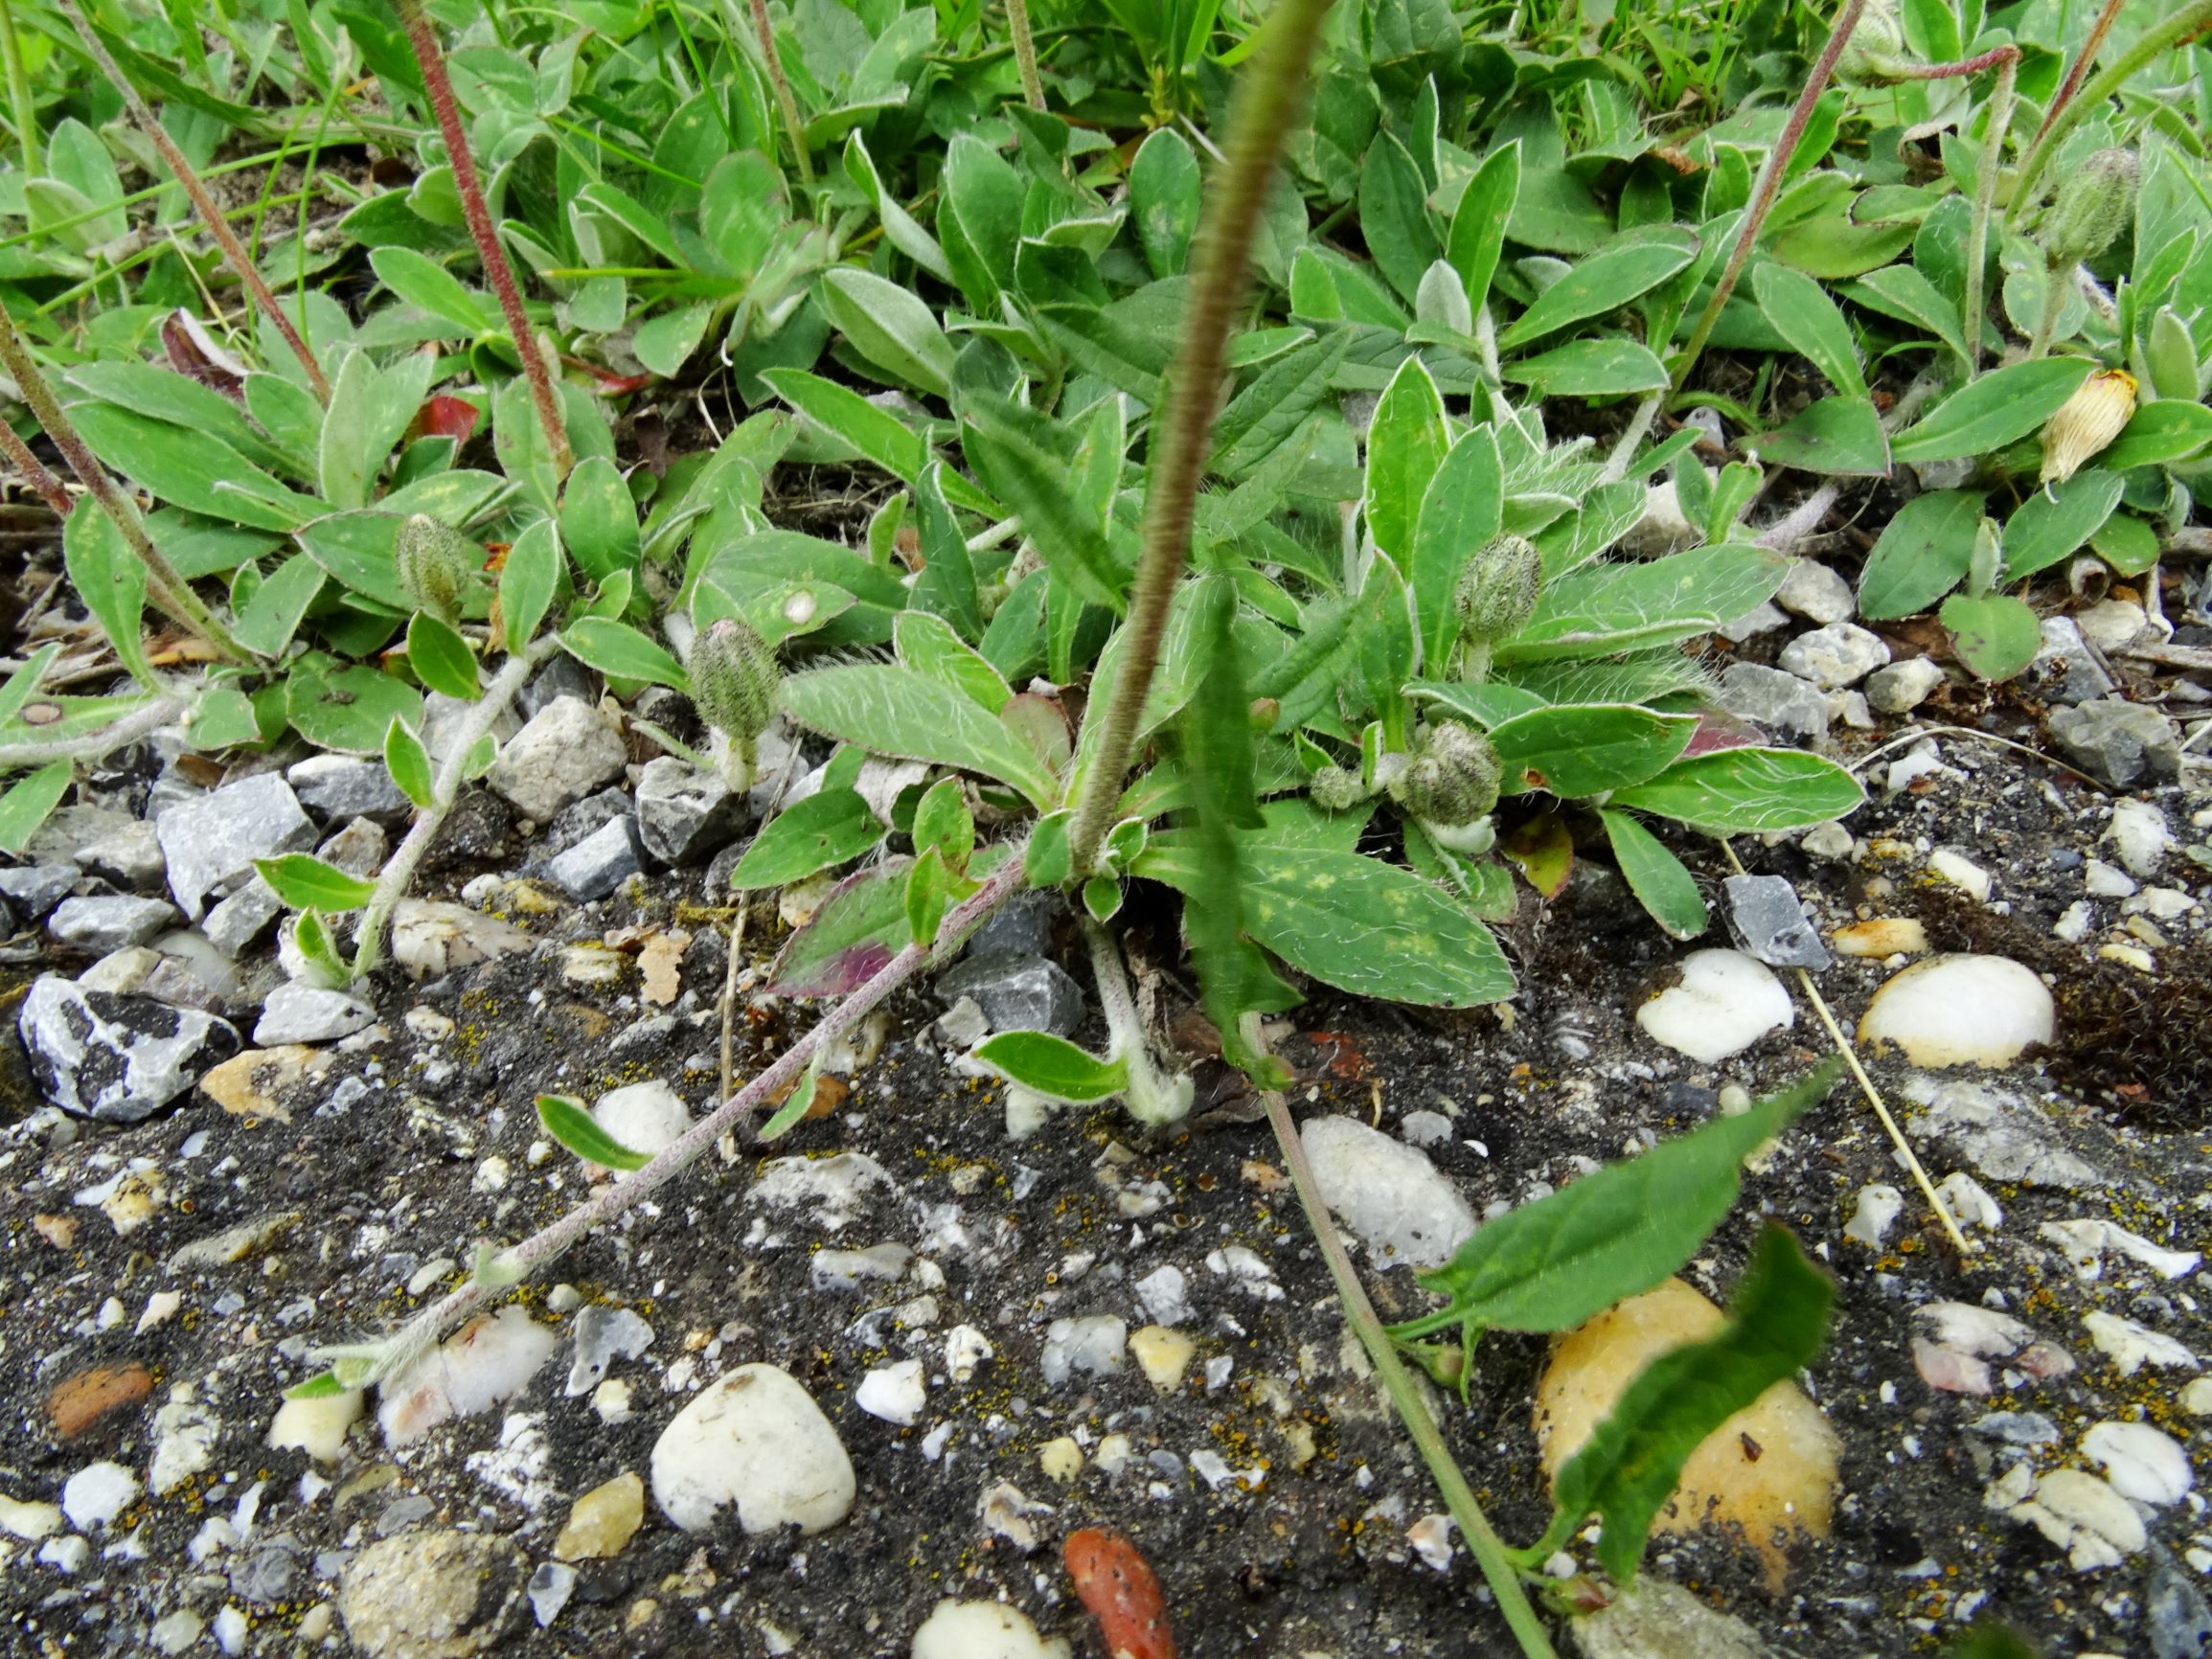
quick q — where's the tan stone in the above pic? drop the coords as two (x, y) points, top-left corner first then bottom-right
(1129, 1325), (1196, 1392)
(556, 1470), (646, 1560)
(198, 1045), (331, 1122)
(1830, 918), (1928, 958)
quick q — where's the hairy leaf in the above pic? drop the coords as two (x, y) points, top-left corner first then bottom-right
(971, 1031), (1129, 1103)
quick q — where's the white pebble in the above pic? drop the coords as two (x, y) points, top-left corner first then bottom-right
(2083, 1311), (2200, 1377)
(1299, 1116), (1478, 1270)
(910, 1599), (1071, 1659)
(855, 1360), (927, 1427)
(590, 1080), (691, 1166)
(1842, 1184), (1904, 1248)
(945, 1325), (994, 1383)
(2105, 799), (2172, 877)
(651, 1364), (855, 1534)
(1859, 955), (2054, 1068)
(2083, 1420), (2194, 1505)
(1634, 949), (1793, 1064)
(61, 1461), (139, 1531)
(1926, 849), (1991, 902)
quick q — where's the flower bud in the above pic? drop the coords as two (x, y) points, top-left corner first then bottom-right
(1836, 0), (1908, 84)
(395, 513), (474, 625)
(2040, 368), (2136, 485)
(1309, 764), (1367, 813)
(687, 616), (779, 747)
(1454, 534), (1543, 645)
(2037, 148), (2138, 271)
(1392, 721), (1501, 830)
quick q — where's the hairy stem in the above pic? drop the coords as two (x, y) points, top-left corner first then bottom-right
(1673, 0), (1867, 394)
(337, 856), (1025, 1376)
(748, 0), (813, 183)
(1962, 53), (2016, 375)
(394, 0), (572, 479)
(0, 0), (38, 177)
(0, 692), (186, 770)
(2011, 0), (2212, 219)
(0, 419), (71, 516)
(58, 0), (332, 402)
(1006, 0), (1046, 109)
(2028, 258), (2072, 358)
(1083, 916), (1191, 1125)
(1263, 1089), (1560, 1659)
(2033, 0), (2127, 146)
(0, 303), (250, 662)
(352, 637), (557, 979)
(1065, 0), (1336, 875)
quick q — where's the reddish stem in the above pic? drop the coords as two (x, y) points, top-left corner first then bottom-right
(0, 420), (72, 516)
(2035, 0), (2126, 144)
(393, 0), (572, 480)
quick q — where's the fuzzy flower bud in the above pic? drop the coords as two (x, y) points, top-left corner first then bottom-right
(1309, 764), (1368, 813)
(1392, 721), (1502, 830)
(2041, 368), (2137, 485)
(2038, 148), (2138, 271)
(688, 617), (779, 749)
(1454, 534), (1543, 645)
(395, 513), (474, 625)
(1836, 0), (1908, 84)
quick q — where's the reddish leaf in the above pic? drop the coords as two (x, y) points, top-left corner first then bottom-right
(407, 395), (482, 445)
(1680, 713), (1764, 757)
(560, 355), (651, 396)
(1065, 1528), (1174, 1659)
(1501, 811), (1573, 899)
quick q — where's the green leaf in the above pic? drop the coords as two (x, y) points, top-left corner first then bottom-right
(536, 1094), (650, 1170)
(971, 1030), (1129, 1104)
(256, 852), (378, 912)
(2090, 512), (2160, 578)
(290, 907), (353, 984)
(911, 464), (984, 643)
(282, 1371), (349, 1402)
(731, 790), (885, 890)
(1412, 428), (1505, 667)
(904, 844), (952, 946)
(0, 645), (59, 732)
(406, 611), (481, 700)
(960, 397), (1128, 612)
(1841, 263), (1967, 360)
(781, 665), (1063, 807)
(1941, 592), (2041, 682)
(1359, 134), (1441, 304)
(1890, 358), (2093, 464)
(1859, 489), (1984, 619)
(2098, 398), (2212, 471)
(819, 267), (955, 398)
(0, 762), (73, 854)
(61, 498), (153, 688)
(1497, 232), (1699, 350)
(559, 455), (642, 585)
(286, 658), (423, 755)
(370, 246), (495, 335)
(765, 857), (915, 996)
(1024, 808), (1074, 887)
(1365, 356), (1451, 564)
(1544, 1224), (1836, 1584)
(1600, 808), (1707, 939)
(1234, 845), (1516, 1008)
(499, 519), (562, 653)
(1447, 141), (1521, 320)
(1398, 1061), (1836, 1341)
(1488, 704), (1698, 798)
(319, 348), (430, 513)
(1502, 545), (1788, 662)
(939, 132), (1024, 311)
(843, 132), (951, 284)
(384, 718), (435, 810)
(187, 687), (262, 751)
(1754, 396), (1890, 477)
(1611, 747), (1865, 831)
(762, 368), (925, 482)
(757, 1054), (830, 1144)
(633, 304), (716, 379)
(910, 777), (974, 874)
(2002, 470), (2124, 580)
(234, 555), (326, 658)
(560, 618), (688, 690)
(895, 611), (1012, 711)
(1130, 127), (1201, 279)
(1501, 337), (1671, 397)
(1751, 261), (1865, 396)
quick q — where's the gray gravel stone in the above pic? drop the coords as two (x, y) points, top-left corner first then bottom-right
(1775, 558), (1855, 624)
(0, 863), (79, 919)
(635, 758), (744, 866)
(201, 877), (285, 959)
(1717, 602), (1789, 644)
(1714, 663), (1830, 744)
(1779, 622), (1891, 688)
(337, 1530), (528, 1659)
(156, 772), (316, 920)
(2149, 1551), (2212, 1659)
(18, 974), (239, 1122)
(2049, 700), (2182, 789)
(545, 815), (644, 901)
(286, 754), (413, 824)
(1722, 874), (1831, 969)
(518, 652), (596, 719)
(316, 818), (388, 877)
(1866, 656), (1946, 715)
(937, 955), (1084, 1036)
(964, 892), (1062, 961)
(486, 696), (627, 823)
(253, 984), (377, 1046)
(48, 896), (179, 954)
(75, 820), (166, 890)
(2033, 617), (2116, 705)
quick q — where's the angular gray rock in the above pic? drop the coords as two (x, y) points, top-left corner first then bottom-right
(316, 818), (389, 878)
(635, 758), (745, 866)
(2049, 700), (2182, 789)
(486, 696), (627, 823)
(201, 877), (285, 959)
(1722, 874), (1831, 969)
(0, 863), (79, 919)
(1866, 656), (1946, 715)
(1778, 622), (1890, 688)
(74, 820), (166, 889)
(155, 772), (317, 920)
(518, 652), (596, 719)
(253, 983), (377, 1046)
(1775, 558), (1856, 624)
(48, 896), (179, 954)
(286, 754), (413, 824)
(937, 955), (1084, 1037)
(2032, 617), (2117, 705)
(544, 815), (645, 901)
(1714, 663), (1829, 744)
(18, 975), (239, 1122)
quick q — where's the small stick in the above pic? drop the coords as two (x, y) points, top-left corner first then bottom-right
(0, 420), (72, 516)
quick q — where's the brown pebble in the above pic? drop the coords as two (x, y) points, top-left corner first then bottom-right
(48, 1363), (153, 1439)
(32, 1214), (78, 1249)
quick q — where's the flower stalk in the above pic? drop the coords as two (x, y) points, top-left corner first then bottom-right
(0, 0), (39, 177)
(748, 0), (814, 183)
(1006, 0), (1047, 110)
(2010, 0), (2212, 222)
(393, 0), (573, 479)
(0, 419), (71, 517)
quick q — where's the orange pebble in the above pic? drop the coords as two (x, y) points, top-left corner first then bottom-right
(1063, 1528), (1174, 1659)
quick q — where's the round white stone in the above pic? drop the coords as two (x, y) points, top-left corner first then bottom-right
(267, 1388), (363, 1464)
(1299, 1115), (1478, 1270)
(591, 1081), (691, 1165)
(1859, 955), (2054, 1069)
(2083, 1420), (2194, 1505)
(651, 1364), (855, 1535)
(61, 1461), (140, 1531)
(911, 1599), (1071, 1659)
(855, 1360), (927, 1428)
(1634, 949), (1793, 1063)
